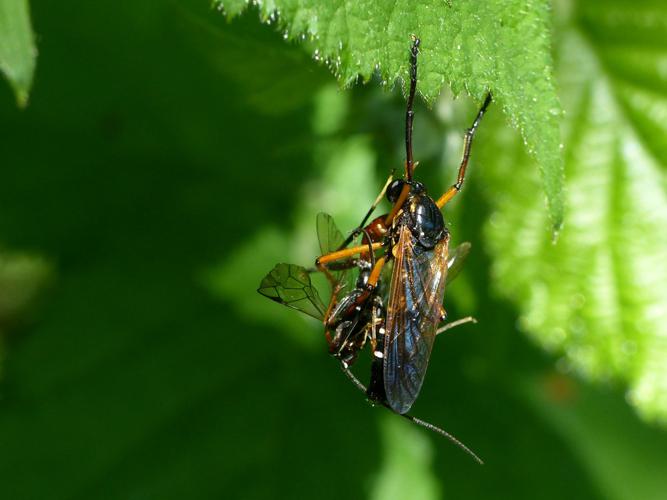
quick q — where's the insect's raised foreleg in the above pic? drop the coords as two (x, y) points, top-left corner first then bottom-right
(383, 182), (411, 227)
(337, 172), (395, 251)
(436, 93), (492, 208)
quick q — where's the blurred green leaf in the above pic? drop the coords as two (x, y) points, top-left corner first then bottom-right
(217, 0), (564, 228)
(0, 0), (36, 106)
(205, 84), (380, 345)
(480, 1), (667, 424)
(523, 372), (667, 500)
(180, 6), (329, 115)
(0, 250), (51, 377)
(370, 415), (440, 500)
(0, 251), (50, 324)
(204, 226), (324, 349)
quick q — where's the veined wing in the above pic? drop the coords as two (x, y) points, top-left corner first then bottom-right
(258, 263), (326, 320)
(316, 212), (346, 255)
(316, 212), (356, 296)
(257, 213), (353, 321)
(446, 241), (471, 285)
(384, 225), (449, 414)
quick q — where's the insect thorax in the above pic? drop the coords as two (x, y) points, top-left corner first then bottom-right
(394, 192), (447, 249)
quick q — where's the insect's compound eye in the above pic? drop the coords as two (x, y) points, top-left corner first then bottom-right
(386, 180), (405, 203)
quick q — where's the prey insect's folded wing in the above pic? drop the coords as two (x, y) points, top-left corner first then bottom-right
(384, 225), (449, 414)
(258, 263), (326, 320)
(316, 212), (345, 254)
(316, 211), (357, 296)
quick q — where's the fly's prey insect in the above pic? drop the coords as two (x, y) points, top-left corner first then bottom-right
(258, 37), (492, 464)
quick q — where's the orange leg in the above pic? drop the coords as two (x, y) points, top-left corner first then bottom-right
(318, 231), (384, 329)
(436, 93), (492, 209)
(384, 183), (411, 226)
(367, 256), (386, 288)
(316, 242), (384, 267)
(367, 256), (387, 351)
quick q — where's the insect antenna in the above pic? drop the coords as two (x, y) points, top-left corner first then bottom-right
(405, 36), (420, 182)
(400, 413), (484, 465)
(339, 363), (484, 465)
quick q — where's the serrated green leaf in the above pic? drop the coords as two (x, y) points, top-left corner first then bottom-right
(217, 0), (564, 228)
(0, 0), (36, 106)
(480, 2), (667, 424)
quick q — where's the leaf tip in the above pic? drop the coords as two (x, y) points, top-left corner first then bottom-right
(548, 192), (565, 242)
(550, 220), (563, 244)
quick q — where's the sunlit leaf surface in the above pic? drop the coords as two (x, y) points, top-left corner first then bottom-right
(481, 1), (667, 424)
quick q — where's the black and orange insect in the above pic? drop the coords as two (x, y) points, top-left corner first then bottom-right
(259, 37), (491, 463)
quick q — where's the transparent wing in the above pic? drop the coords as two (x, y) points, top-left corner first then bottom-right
(316, 212), (345, 254)
(257, 263), (326, 320)
(446, 241), (471, 285)
(316, 212), (356, 297)
(384, 225), (449, 414)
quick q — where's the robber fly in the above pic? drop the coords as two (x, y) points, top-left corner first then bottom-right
(258, 37), (491, 463)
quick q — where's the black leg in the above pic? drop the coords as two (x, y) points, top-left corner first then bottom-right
(436, 92), (492, 208)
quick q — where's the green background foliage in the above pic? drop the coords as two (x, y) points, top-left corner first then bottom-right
(0, 1), (666, 499)
(0, 0), (35, 106)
